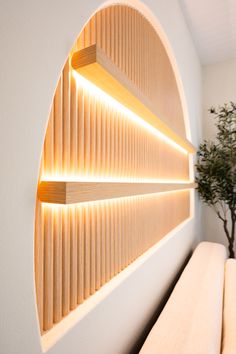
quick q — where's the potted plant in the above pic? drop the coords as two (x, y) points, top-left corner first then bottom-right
(196, 102), (236, 258)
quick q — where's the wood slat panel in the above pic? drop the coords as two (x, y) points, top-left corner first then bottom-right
(70, 207), (77, 310)
(62, 207), (70, 316)
(77, 205), (84, 304)
(84, 205), (90, 299)
(43, 208), (54, 331)
(53, 208), (62, 323)
(35, 201), (44, 332)
(35, 4), (194, 334)
(70, 5), (186, 136)
(71, 44), (194, 153)
(41, 77), (190, 181)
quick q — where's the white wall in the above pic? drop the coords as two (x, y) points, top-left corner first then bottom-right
(203, 58), (236, 253)
(0, 1), (202, 353)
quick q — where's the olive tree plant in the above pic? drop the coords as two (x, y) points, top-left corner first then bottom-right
(195, 102), (236, 258)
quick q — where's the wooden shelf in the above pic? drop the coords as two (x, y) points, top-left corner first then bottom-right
(71, 44), (196, 154)
(38, 181), (197, 204)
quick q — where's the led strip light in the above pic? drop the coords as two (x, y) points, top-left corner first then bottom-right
(38, 45), (196, 205)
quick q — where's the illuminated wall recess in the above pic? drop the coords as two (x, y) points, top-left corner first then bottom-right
(34, 4), (196, 335)
(71, 44), (195, 153)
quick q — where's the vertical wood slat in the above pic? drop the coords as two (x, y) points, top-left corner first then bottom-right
(35, 201), (44, 333)
(42, 103), (54, 331)
(114, 202), (118, 276)
(95, 204), (101, 290)
(101, 203), (106, 286)
(96, 100), (101, 177)
(63, 60), (70, 174)
(53, 208), (62, 323)
(110, 200), (115, 278)
(53, 77), (63, 324)
(43, 207), (54, 331)
(70, 207), (77, 310)
(62, 208), (70, 317)
(77, 205), (84, 304)
(70, 72), (77, 174)
(105, 200), (111, 282)
(84, 205), (90, 299)
(35, 4), (192, 334)
(90, 95), (96, 177)
(106, 107), (111, 177)
(78, 85), (84, 175)
(90, 205), (96, 295)
(84, 91), (90, 176)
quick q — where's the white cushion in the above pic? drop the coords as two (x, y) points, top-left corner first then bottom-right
(140, 242), (227, 354)
(221, 259), (236, 354)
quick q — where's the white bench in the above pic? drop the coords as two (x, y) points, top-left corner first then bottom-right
(222, 259), (236, 354)
(140, 242), (236, 354)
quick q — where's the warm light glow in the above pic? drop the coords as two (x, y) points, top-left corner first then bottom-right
(41, 188), (192, 209)
(41, 174), (193, 184)
(73, 71), (188, 155)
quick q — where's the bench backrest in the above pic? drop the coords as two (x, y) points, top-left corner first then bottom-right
(140, 242), (227, 354)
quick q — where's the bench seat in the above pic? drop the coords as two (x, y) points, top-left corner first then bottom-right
(222, 259), (236, 354)
(140, 242), (227, 354)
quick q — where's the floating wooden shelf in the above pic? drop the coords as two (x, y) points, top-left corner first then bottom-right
(71, 44), (196, 154)
(38, 181), (197, 204)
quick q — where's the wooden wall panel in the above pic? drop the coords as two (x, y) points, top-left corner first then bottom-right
(73, 5), (186, 137)
(35, 5), (193, 334)
(41, 78), (189, 181)
(36, 191), (190, 332)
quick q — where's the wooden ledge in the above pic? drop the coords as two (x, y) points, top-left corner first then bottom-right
(71, 44), (195, 154)
(38, 181), (197, 204)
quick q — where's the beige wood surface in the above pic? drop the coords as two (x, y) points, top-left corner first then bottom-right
(38, 181), (196, 204)
(34, 202), (44, 332)
(62, 207), (70, 317)
(34, 4), (194, 334)
(53, 208), (62, 323)
(84, 205), (90, 299)
(70, 207), (77, 310)
(90, 6), (186, 136)
(71, 44), (195, 153)
(53, 81), (63, 324)
(77, 205), (84, 304)
(43, 208), (54, 331)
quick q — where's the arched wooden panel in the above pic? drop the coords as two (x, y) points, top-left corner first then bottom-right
(35, 5), (194, 334)
(75, 5), (186, 137)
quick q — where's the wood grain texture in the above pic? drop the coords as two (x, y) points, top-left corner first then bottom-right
(34, 201), (44, 332)
(35, 4), (194, 334)
(38, 181), (196, 204)
(62, 207), (70, 317)
(93, 5), (186, 137)
(43, 207), (54, 331)
(41, 81), (190, 180)
(71, 44), (195, 153)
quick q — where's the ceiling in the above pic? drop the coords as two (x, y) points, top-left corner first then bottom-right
(179, 0), (236, 65)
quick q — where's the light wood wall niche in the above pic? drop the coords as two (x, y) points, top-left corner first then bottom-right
(35, 5), (195, 334)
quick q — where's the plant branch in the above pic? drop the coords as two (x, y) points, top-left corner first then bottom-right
(231, 208), (236, 243)
(217, 211), (226, 223)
